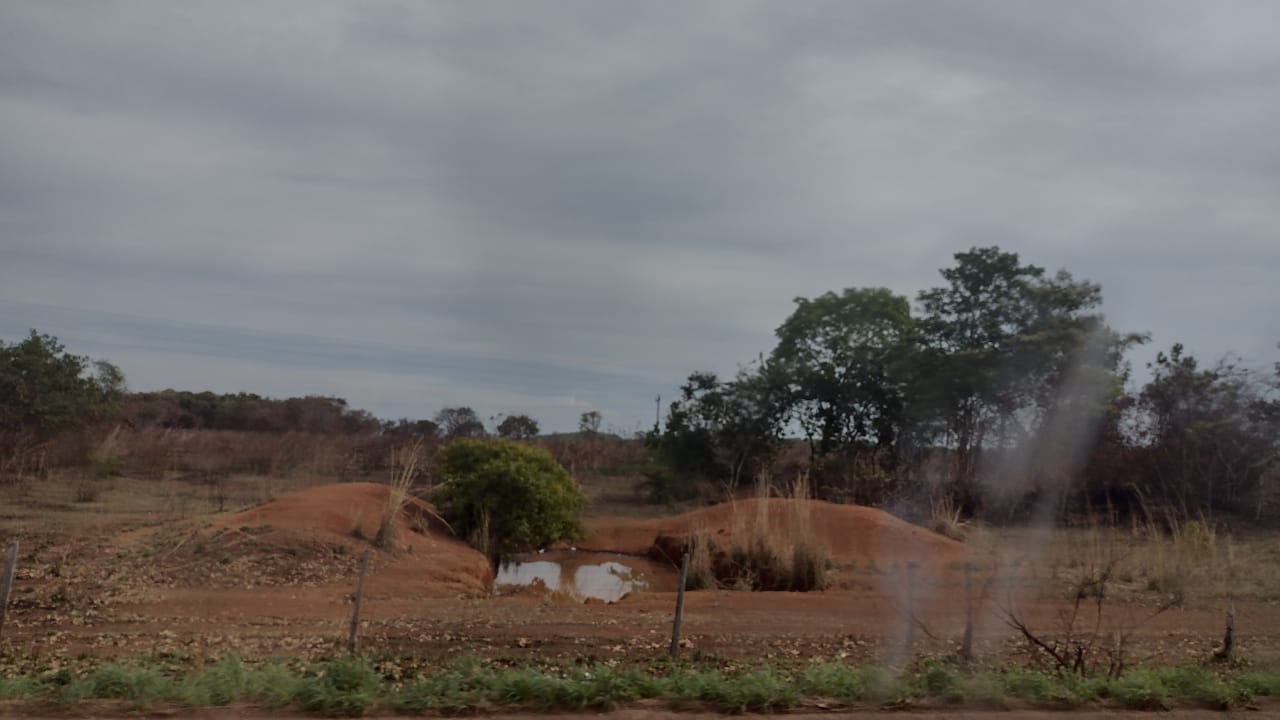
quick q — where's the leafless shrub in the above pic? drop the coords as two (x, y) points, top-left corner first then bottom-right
(999, 519), (1175, 678)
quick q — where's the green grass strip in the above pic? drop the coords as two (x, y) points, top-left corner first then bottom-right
(1, 656), (1278, 716)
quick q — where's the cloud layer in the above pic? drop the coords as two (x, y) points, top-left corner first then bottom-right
(3, 1), (1278, 430)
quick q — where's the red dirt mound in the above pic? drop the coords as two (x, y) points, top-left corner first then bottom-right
(218, 482), (451, 539)
(583, 498), (966, 569)
(184, 482), (492, 596)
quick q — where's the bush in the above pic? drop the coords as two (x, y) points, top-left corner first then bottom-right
(1, 331), (124, 476)
(433, 439), (586, 556)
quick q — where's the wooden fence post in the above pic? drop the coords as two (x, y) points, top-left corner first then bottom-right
(0, 541), (18, 643)
(669, 552), (689, 657)
(904, 561), (919, 653)
(961, 562), (975, 661)
(348, 549), (371, 656)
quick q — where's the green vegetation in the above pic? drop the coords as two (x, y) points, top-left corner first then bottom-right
(0, 330), (125, 480)
(0, 331), (125, 439)
(495, 413), (539, 440)
(1, 656), (1277, 715)
(125, 390), (383, 434)
(646, 245), (1280, 523)
(433, 438), (586, 555)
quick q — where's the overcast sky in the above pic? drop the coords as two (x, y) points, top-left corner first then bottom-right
(2, 1), (1278, 432)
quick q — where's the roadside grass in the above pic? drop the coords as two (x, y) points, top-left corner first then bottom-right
(2, 656), (1278, 716)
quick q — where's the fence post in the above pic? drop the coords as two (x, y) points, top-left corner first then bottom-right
(0, 541), (18, 643)
(348, 549), (371, 656)
(669, 552), (689, 657)
(961, 562), (975, 661)
(904, 561), (919, 653)
(1214, 539), (1236, 661)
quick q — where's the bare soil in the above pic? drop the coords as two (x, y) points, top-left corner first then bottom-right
(2, 481), (1278, 670)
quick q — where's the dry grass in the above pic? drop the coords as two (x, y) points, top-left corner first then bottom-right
(987, 511), (1280, 607)
(723, 471), (829, 591)
(927, 494), (970, 541)
(373, 441), (425, 550)
(684, 519), (718, 590)
(106, 428), (405, 481)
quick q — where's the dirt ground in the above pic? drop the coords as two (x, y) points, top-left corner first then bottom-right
(2, 477), (1279, 671)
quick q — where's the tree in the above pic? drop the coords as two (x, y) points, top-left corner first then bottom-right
(652, 365), (787, 493)
(914, 247), (1126, 511)
(495, 413), (540, 440)
(770, 287), (916, 457)
(0, 330), (125, 450)
(383, 418), (440, 439)
(434, 406), (487, 440)
(1132, 344), (1279, 517)
(578, 410), (602, 435)
(432, 439), (586, 556)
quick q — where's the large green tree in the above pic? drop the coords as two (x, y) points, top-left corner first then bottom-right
(915, 247), (1134, 510)
(434, 406), (487, 439)
(0, 331), (125, 469)
(1133, 344), (1279, 517)
(770, 287), (916, 457)
(650, 364), (787, 494)
(495, 413), (540, 440)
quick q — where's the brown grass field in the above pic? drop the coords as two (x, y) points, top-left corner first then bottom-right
(2, 466), (1279, 679)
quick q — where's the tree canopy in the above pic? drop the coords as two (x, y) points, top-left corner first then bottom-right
(0, 330), (125, 445)
(432, 439), (585, 556)
(495, 413), (540, 440)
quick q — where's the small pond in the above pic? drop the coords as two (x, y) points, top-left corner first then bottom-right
(493, 550), (675, 603)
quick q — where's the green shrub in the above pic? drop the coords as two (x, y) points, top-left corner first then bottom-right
(433, 439), (586, 556)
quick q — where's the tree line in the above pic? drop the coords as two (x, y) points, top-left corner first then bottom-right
(5, 245), (1277, 524)
(0, 330), (612, 479)
(647, 247), (1280, 521)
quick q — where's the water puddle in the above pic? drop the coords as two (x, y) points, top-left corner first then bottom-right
(493, 551), (674, 603)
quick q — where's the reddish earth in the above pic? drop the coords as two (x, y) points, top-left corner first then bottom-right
(583, 497), (968, 569)
(2, 482), (1279, 671)
(210, 482), (492, 597)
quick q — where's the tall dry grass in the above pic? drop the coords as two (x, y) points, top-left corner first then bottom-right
(1039, 499), (1254, 609)
(373, 441), (425, 550)
(684, 519), (718, 590)
(109, 428), (409, 480)
(721, 470), (829, 591)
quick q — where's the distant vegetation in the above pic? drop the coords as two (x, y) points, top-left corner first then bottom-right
(124, 390), (384, 435)
(644, 246), (1280, 524)
(3, 245), (1277, 527)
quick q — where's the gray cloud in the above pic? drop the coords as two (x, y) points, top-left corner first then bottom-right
(2, 1), (1278, 431)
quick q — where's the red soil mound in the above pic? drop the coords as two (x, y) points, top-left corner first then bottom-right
(194, 482), (492, 596)
(583, 498), (966, 569)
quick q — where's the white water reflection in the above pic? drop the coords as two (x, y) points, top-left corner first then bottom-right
(493, 551), (671, 603)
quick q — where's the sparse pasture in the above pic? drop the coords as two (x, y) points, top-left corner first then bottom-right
(2, 467), (1280, 715)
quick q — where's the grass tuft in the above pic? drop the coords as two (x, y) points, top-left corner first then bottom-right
(293, 657), (381, 717)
